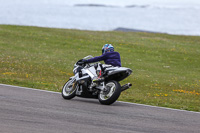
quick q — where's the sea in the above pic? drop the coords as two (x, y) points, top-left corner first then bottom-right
(0, 0), (200, 36)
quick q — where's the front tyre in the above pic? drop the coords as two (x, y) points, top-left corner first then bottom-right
(62, 79), (78, 100)
(98, 80), (121, 105)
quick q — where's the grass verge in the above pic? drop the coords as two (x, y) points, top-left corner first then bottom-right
(0, 25), (200, 111)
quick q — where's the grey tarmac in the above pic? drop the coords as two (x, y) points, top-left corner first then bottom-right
(0, 84), (199, 133)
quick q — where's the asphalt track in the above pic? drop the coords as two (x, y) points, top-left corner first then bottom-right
(0, 84), (200, 133)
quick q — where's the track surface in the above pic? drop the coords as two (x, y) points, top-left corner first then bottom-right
(0, 84), (200, 133)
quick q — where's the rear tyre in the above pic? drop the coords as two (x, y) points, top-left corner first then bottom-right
(98, 80), (121, 105)
(62, 79), (78, 100)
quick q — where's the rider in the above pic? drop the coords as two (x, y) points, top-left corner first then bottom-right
(83, 44), (121, 83)
(83, 44), (121, 67)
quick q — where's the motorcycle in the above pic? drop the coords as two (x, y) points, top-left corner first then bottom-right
(62, 55), (132, 105)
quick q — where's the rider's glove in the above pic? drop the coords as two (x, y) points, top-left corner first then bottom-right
(82, 59), (87, 63)
(77, 59), (87, 65)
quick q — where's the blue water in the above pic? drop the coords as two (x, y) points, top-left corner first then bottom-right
(0, 0), (200, 36)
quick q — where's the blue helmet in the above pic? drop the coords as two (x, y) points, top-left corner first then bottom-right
(102, 44), (114, 54)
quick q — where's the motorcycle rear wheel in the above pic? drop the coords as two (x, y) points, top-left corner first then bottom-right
(98, 80), (121, 105)
(62, 79), (78, 100)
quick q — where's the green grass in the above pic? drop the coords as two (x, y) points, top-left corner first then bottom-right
(0, 25), (200, 111)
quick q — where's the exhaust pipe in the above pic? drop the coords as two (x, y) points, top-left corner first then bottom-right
(121, 83), (132, 92)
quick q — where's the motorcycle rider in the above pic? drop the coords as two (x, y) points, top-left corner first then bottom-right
(82, 44), (121, 83)
(83, 44), (121, 67)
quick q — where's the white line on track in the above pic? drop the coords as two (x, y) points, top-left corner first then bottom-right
(0, 83), (199, 114)
(0, 83), (60, 94)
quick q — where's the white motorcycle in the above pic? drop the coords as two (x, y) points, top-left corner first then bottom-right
(62, 55), (132, 105)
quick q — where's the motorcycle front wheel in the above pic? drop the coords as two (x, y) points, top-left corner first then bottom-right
(98, 80), (121, 105)
(62, 79), (78, 100)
